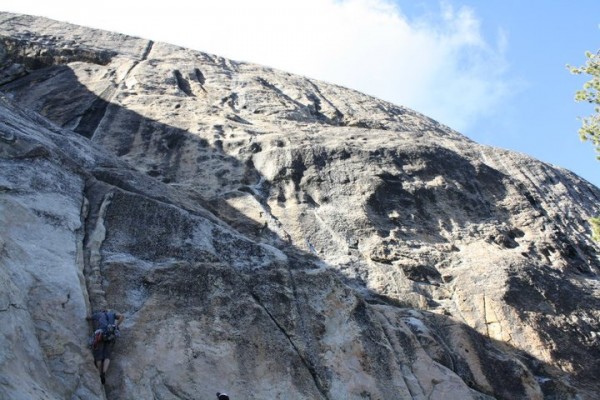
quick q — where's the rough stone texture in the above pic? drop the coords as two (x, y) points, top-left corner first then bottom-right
(1, 12), (599, 400)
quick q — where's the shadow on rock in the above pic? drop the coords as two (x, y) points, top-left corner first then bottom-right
(1, 55), (597, 400)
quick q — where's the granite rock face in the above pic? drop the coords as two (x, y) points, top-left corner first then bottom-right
(1, 12), (599, 400)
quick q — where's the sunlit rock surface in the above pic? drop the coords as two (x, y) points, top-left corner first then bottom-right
(1, 12), (599, 399)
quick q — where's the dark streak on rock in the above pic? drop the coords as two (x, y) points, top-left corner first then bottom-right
(173, 70), (194, 97)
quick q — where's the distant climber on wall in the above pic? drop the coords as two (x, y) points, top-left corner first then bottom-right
(217, 392), (230, 400)
(87, 309), (125, 384)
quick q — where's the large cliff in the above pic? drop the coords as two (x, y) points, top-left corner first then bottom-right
(0, 12), (599, 400)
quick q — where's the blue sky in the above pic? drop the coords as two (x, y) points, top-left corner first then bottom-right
(415, 1), (600, 187)
(3, 0), (600, 186)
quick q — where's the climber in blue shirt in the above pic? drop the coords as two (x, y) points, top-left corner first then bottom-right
(87, 310), (125, 384)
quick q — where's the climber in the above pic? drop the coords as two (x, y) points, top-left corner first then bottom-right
(216, 392), (230, 400)
(87, 309), (125, 384)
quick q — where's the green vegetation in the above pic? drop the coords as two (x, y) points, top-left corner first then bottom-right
(569, 50), (600, 158)
(570, 50), (600, 242)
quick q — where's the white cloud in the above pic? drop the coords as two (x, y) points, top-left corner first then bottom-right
(2, 0), (513, 131)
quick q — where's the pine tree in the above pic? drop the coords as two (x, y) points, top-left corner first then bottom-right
(569, 50), (600, 158)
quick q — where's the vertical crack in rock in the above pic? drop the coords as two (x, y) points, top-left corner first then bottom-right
(77, 196), (93, 314)
(355, 303), (422, 399)
(248, 290), (329, 399)
(374, 310), (421, 397)
(140, 40), (154, 61)
(482, 294), (490, 338)
(75, 39), (153, 140)
(73, 86), (115, 139)
(84, 189), (114, 310)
